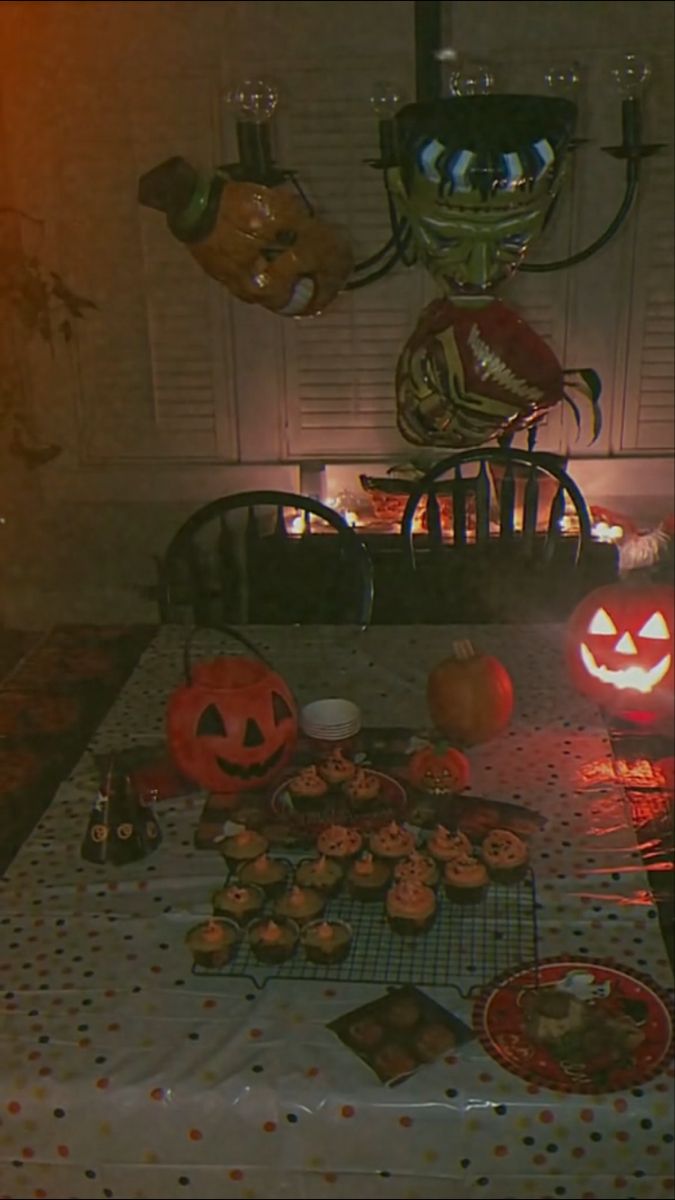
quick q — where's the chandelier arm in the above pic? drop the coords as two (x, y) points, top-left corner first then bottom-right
(352, 232), (399, 273)
(344, 248), (407, 290)
(385, 190), (418, 267)
(519, 162), (639, 273)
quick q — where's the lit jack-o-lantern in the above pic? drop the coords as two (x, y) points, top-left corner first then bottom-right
(167, 656), (298, 793)
(567, 583), (674, 721)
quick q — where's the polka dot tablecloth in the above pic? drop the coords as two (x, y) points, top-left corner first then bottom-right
(0, 625), (673, 1200)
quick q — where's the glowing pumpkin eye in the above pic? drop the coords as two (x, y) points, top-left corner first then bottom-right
(588, 607), (617, 636)
(637, 611), (669, 640)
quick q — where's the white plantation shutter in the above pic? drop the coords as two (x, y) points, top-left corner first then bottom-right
(619, 110), (674, 450)
(274, 63), (425, 457)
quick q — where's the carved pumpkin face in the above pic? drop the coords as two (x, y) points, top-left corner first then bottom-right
(396, 297), (563, 449)
(167, 657), (298, 793)
(567, 583), (675, 720)
(188, 181), (353, 317)
(408, 744), (470, 794)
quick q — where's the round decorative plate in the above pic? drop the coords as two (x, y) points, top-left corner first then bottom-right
(474, 957), (674, 1094)
(270, 769), (408, 837)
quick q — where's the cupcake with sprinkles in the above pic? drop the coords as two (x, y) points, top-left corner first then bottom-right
(369, 821), (416, 863)
(386, 880), (437, 935)
(426, 825), (472, 864)
(343, 767), (381, 812)
(287, 765), (328, 812)
(212, 882), (266, 925)
(443, 854), (488, 904)
(316, 824), (363, 862)
(480, 828), (529, 883)
(393, 850), (440, 889)
(318, 749), (356, 786)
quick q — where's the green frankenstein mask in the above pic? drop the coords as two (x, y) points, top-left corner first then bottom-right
(389, 95), (577, 293)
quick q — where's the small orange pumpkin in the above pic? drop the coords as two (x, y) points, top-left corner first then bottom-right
(408, 742), (470, 794)
(427, 640), (514, 747)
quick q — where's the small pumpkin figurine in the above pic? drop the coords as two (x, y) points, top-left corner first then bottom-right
(408, 741), (470, 795)
(427, 640), (514, 747)
(167, 654), (298, 794)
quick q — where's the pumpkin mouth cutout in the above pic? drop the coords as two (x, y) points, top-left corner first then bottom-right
(279, 275), (316, 317)
(579, 644), (672, 694)
(216, 743), (286, 780)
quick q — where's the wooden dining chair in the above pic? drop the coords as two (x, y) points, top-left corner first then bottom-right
(156, 490), (374, 627)
(398, 448), (597, 622)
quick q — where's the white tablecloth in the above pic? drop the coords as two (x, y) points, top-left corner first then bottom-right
(1, 625), (672, 1200)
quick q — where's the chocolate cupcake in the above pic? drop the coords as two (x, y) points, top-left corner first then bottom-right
(393, 851), (440, 888)
(386, 880), (436, 935)
(295, 854), (344, 896)
(219, 828), (269, 871)
(443, 855), (488, 904)
(347, 1017), (384, 1050)
(384, 995), (422, 1031)
(346, 851), (391, 901)
(287, 765), (328, 812)
(301, 919), (353, 964)
(248, 917), (299, 964)
(318, 749), (356, 786)
(236, 853), (291, 897)
(343, 767), (381, 812)
(212, 882), (265, 925)
(273, 884), (325, 927)
(369, 821), (416, 862)
(414, 1022), (456, 1062)
(186, 918), (239, 968)
(316, 824), (363, 862)
(480, 828), (529, 883)
(426, 825), (472, 864)
(373, 1042), (418, 1081)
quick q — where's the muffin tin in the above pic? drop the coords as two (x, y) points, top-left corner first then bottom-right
(329, 985), (475, 1084)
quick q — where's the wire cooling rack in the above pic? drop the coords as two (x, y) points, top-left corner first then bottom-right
(192, 869), (539, 996)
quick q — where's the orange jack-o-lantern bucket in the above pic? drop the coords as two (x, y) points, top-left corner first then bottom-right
(167, 644), (298, 794)
(566, 581), (675, 724)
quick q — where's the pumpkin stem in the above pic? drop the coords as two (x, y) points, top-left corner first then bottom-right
(450, 639), (475, 661)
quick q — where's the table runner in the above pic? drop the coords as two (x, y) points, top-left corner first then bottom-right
(0, 625), (672, 1199)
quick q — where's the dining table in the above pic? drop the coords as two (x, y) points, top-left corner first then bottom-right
(0, 623), (673, 1200)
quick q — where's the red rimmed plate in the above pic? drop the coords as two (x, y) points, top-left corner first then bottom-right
(473, 957), (674, 1094)
(270, 769), (408, 838)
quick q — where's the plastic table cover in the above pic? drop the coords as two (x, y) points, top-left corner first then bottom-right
(0, 624), (673, 1200)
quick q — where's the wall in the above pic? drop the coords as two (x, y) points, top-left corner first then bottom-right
(0, 1), (672, 628)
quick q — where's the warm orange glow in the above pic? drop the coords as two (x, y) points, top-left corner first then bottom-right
(579, 643), (672, 693)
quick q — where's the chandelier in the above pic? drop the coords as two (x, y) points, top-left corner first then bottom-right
(137, 1), (663, 452)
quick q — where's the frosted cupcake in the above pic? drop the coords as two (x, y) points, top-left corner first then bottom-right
(318, 749), (356, 786)
(346, 851), (391, 901)
(236, 853), (291, 897)
(386, 880), (436, 935)
(443, 855), (488, 904)
(219, 829), (269, 871)
(212, 882), (266, 925)
(287, 765), (328, 812)
(480, 829), (529, 883)
(343, 767), (381, 812)
(186, 918), (239, 968)
(301, 919), (353, 964)
(248, 917), (299, 964)
(393, 851), (440, 889)
(295, 854), (344, 896)
(426, 825), (472, 864)
(369, 821), (416, 862)
(273, 885), (325, 927)
(316, 824), (363, 862)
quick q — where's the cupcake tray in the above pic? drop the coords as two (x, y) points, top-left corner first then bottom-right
(191, 867), (539, 997)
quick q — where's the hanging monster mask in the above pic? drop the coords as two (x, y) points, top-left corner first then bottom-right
(138, 157), (352, 317)
(387, 96), (577, 295)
